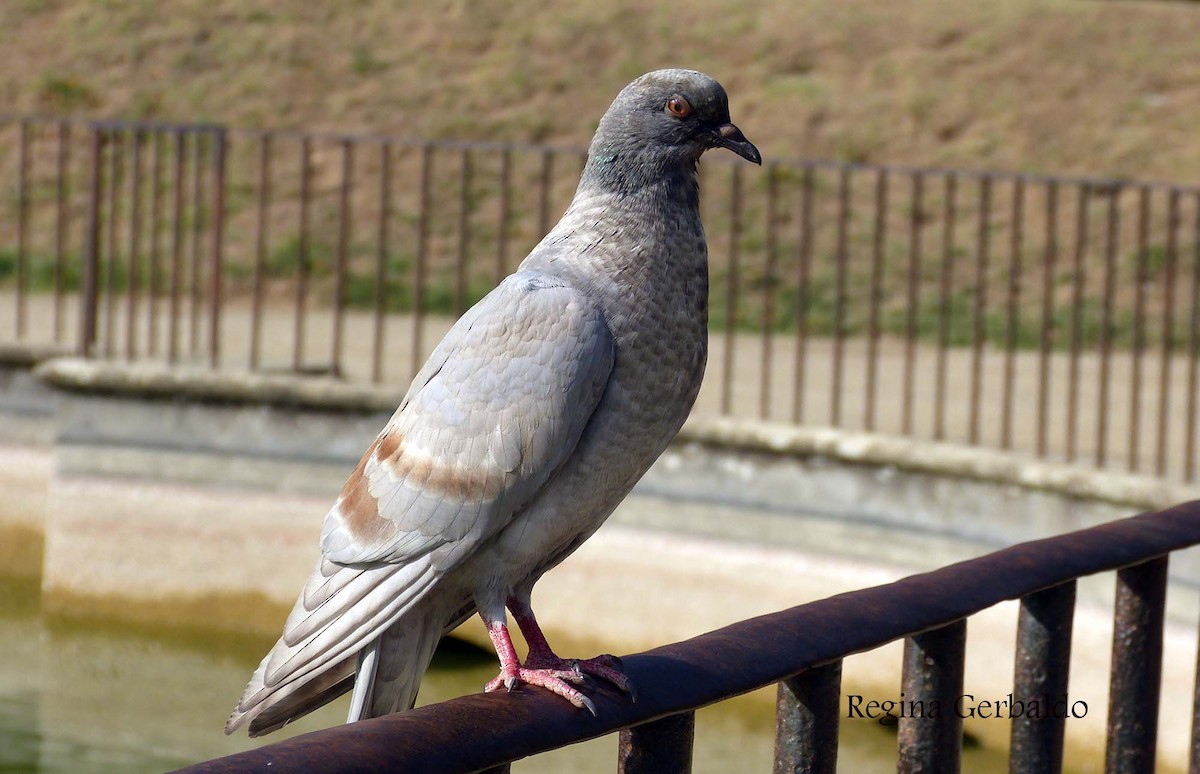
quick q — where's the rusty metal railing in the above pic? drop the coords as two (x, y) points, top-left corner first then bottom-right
(2, 115), (1200, 480)
(174, 500), (1200, 773)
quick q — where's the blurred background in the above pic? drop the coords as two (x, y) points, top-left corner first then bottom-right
(1, 1), (1199, 772)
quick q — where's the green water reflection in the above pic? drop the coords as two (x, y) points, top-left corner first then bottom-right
(1, 573), (1008, 772)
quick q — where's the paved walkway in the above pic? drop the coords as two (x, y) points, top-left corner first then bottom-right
(4, 290), (1198, 482)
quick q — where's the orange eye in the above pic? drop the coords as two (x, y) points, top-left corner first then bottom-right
(666, 96), (692, 118)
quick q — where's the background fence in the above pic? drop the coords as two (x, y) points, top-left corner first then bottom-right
(1, 116), (1199, 480)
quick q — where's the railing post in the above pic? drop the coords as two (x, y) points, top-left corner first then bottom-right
(15, 119), (30, 338)
(1010, 580), (1076, 774)
(207, 127), (227, 369)
(774, 660), (842, 774)
(898, 619), (967, 774)
(618, 711), (695, 774)
(79, 125), (104, 357)
(1105, 556), (1168, 773)
(1190, 604), (1200, 774)
(331, 137), (353, 377)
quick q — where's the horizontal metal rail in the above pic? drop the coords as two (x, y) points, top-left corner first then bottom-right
(177, 500), (1200, 773)
(3, 113), (1200, 193)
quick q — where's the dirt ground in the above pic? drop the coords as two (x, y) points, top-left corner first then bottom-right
(2, 1), (1199, 184)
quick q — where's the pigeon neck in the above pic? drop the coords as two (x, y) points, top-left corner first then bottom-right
(579, 143), (700, 209)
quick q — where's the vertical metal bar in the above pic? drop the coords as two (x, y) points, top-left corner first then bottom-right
(1065, 184), (1089, 462)
(1186, 193), (1200, 482)
(760, 164), (779, 420)
(1190, 607), (1200, 774)
(865, 168), (887, 432)
(331, 138), (353, 377)
(455, 148), (472, 317)
(15, 120), (30, 338)
(147, 129), (164, 356)
(792, 166), (814, 424)
(1156, 189), (1180, 477)
(1097, 187), (1120, 467)
(1129, 186), (1150, 472)
(902, 172), (925, 436)
(1105, 556), (1168, 774)
(207, 129), (226, 369)
(537, 149), (553, 238)
(125, 129), (144, 358)
(830, 165), (850, 427)
(54, 121), (70, 343)
(720, 164), (743, 416)
(294, 136), (312, 372)
(934, 173), (957, 441)
(618, 712), (695, 774)
(411, 144), (432, 378)
(250, 133), (271, 370)
(496, 148), (510, 284)
(1010, 581), (1076, 774)
(103, 129), (122, 358)
(898, 619), (967, 774)
(774, 661), (842, 774)
(189, 131), (206, 358)
(969, 175), (991, 445)
(1001, 178), (1025, 451)
(1037, 181), (1059, 458)
(168, 130), (186, 364)
(372, 142), (391, 384)
(79, 126), (104, 357)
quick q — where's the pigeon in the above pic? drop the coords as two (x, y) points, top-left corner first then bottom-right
(225, 68), (760, 736)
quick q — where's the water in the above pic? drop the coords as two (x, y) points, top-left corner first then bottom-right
(2, 571), (1001, 773)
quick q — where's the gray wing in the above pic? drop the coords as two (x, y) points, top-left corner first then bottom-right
(228, 272), (615, 731)
(319, 270), (614, 570)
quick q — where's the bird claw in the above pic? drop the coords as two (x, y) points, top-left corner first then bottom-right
(484, 666), (599, 714)
(524, 652), (637, 702)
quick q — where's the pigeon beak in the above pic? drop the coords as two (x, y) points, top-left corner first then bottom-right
(714, 123), (762, 165)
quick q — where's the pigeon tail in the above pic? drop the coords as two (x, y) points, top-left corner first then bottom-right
(225, 557), (441, 736)
(228, 657), (356, 737)
(349, 603), (448, 720)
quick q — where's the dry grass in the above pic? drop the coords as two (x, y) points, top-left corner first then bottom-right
(1, 0), (1199, 182)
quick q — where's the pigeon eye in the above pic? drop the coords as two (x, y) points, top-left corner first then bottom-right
(665, 96), (692, 119)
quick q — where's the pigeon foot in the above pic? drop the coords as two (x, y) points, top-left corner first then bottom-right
(484, 666), (597, 715)
(524, 652), (636, 702)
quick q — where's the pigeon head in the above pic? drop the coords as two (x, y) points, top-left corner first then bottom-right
(584, 69), (760, 191)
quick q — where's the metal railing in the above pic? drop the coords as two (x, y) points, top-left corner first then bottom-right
(2, 116), (1200, 480)
(176, 501), (1200, 773)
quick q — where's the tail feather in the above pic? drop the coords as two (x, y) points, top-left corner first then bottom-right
(235, 658), (355, 737)
(225, 556), (441, 736)
(357, 604), (447, 718)
(346, 640), (379, 722)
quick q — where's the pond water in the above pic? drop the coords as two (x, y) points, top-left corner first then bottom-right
(0, 570), (1019, 773)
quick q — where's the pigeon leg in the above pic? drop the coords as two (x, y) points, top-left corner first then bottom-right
(507, 594), (636, 701)
(479, 611), (596, 715)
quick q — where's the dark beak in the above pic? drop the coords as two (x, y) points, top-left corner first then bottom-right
(714, 123), (762, 165)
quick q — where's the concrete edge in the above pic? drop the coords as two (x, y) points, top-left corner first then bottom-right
(33, 356), (404, 414)
(679, 415), (1200, 511)
(29, 354), (1200, 512)
(0, 342), (72, 367)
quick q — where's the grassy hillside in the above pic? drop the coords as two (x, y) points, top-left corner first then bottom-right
(1, 0), (1199, 182)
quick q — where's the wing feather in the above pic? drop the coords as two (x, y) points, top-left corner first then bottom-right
(319, 272), (614, 570)
(231, 272), (615, 730)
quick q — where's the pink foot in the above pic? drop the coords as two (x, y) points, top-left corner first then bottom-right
(480, 607), (635, 716)
(483, 666), (597, 715)
(524, 652), (636, 701)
